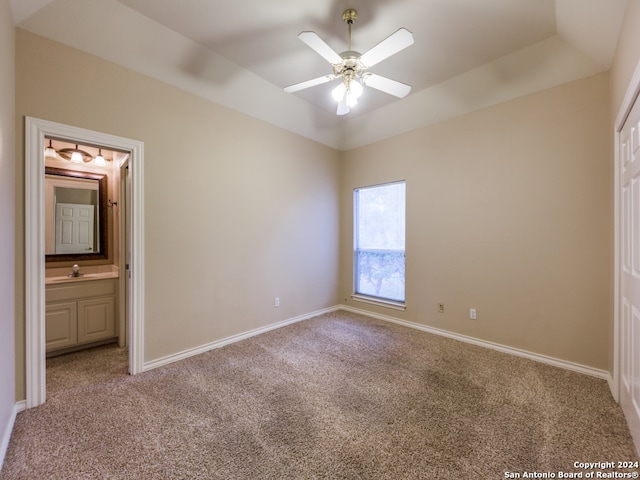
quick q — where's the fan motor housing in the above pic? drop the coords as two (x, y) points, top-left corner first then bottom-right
(340, 50), (361, 60)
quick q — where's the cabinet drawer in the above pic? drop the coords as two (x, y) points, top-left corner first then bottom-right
(46, 279), (117, 303)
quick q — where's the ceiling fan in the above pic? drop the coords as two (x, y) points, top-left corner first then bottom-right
(284, 9), (414, 115)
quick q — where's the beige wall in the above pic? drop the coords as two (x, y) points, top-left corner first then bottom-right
(340, 73), (612, 370)
(0, 0), (15, 450)
(14, 30), (340, 399)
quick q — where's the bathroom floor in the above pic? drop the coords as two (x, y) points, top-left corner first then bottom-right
(46, 343), (128, 397)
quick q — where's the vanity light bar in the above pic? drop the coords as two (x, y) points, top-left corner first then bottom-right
(44, 141), (112, 165)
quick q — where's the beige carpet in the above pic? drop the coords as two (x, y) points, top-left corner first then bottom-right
(1, 311), (638, 479)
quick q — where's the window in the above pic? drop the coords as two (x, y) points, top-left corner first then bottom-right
(354, 181), (406, 305)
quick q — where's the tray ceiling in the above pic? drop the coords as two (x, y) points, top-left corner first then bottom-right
(10, 0), (628, 150)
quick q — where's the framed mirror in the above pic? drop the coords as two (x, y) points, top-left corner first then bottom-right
(45, 167), (109, 262)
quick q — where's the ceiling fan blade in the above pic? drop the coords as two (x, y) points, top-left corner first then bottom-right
(359, 28), (414, 68)
(284, 75), (335, 93)
(336, 96), (350, 115)
(298, 31), (343, 65)
(362, 73), (412, 98)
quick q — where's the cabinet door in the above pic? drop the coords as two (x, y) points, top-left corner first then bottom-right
(46, 301), (78, 352)
(77, 296), (116, 344)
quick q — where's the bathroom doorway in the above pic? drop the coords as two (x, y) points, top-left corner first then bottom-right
(43, 139), (124, 355)
(25, 117), (145, 408)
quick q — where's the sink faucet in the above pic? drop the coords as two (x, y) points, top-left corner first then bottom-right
(69, 264), (82, 277)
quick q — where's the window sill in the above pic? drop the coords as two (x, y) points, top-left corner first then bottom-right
(351, 294), (406, 311)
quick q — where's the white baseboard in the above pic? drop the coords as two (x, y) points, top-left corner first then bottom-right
(1, 304), (615, 473)
(143, 306), (340, 372)
(340, 305), (612, 382)
(0, 401), (26, 471)
(608, 374), (617, 400)
(144, 303), (612, 385)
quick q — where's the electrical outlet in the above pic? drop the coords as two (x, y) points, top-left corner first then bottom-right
(275, 297), (280, 307)
(470, 308), (477, 320)
(438, 303), (445, 313)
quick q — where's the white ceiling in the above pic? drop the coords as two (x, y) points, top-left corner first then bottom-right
(9, 0), (629, 150)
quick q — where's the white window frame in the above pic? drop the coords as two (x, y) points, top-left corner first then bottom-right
(352, 181), (406, 311)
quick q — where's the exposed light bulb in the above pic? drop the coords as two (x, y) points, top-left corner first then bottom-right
(94, 149), (106, 166)
(333, 78), (363, 109)
(345, 80), (363, 108)
(345, 91), (354, 107)
(350, 79), (363, 99)
(332, 82), (347, 102)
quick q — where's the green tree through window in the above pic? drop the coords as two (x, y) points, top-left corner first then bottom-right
(354, 181), (405, 303)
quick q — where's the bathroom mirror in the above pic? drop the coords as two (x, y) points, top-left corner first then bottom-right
(45, 167), (108, 262)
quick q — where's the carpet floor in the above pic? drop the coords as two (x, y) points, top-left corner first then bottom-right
(1, 311), (638, 479)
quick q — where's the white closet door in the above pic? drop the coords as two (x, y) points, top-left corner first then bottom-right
(620, 93), (640, 453)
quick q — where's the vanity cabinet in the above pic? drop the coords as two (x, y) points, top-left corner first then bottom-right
(45, 278), (117, 353)
(45, 301), (78, 351)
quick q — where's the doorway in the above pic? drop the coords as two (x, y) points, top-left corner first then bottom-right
(25, 117), (145, 408)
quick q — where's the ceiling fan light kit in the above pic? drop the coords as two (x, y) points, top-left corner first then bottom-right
(284, 8), (414, 116)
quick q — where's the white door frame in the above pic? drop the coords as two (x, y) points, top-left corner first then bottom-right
(25, 117), (145, 408)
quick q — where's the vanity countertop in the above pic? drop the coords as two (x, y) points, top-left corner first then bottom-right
(45, 265), (119, 285)
(45, 271), (119, 285)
